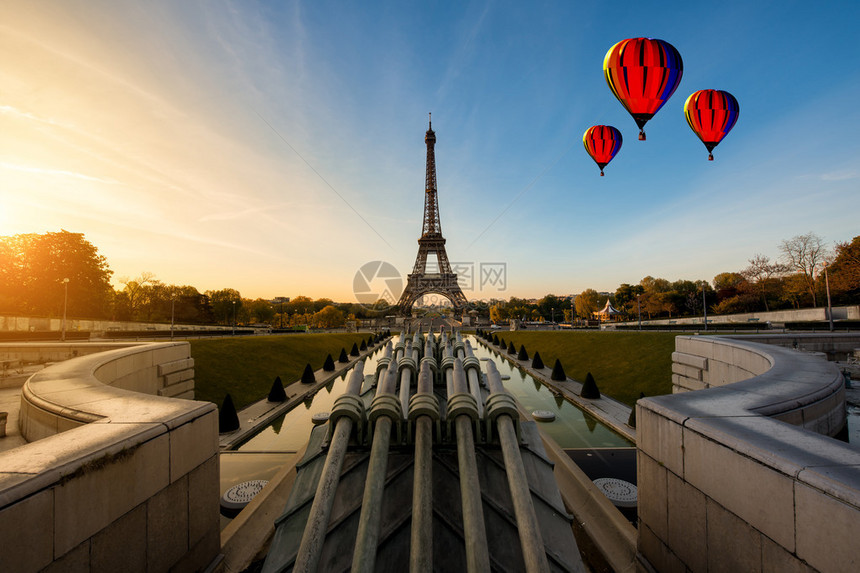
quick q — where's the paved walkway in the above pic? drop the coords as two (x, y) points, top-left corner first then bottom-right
(0, 364), (47, 453)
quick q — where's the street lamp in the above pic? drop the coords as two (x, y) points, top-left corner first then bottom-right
(637, 294), (641, 331)
(232, 300), (236, 336)
(61, 278), (69, 341)
(701, 282), (708, 332)
(170, 296), (176, 340)
(824, 261), (834, 332)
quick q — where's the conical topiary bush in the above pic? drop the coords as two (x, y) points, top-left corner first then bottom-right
(219, 393), (240, 433)
(360, 340), (367, 351)
(268, 376), (287, 402)
(323, 354), (335, 371)
(508, 341), (516, 354)
(301, 363), (315, 384)
(350, 342), (360, 357)
(517, 345), (528, 360)
(550, 359), (566, 381)
(338, 348), (349, 363)
(492, 335), (500, 346)
(628, 392), (645, 427)
(499, 338), (506, 349)
(368, 335), (374, 347)
(532, 351), (545, 369)
(580, 372), (601, 399)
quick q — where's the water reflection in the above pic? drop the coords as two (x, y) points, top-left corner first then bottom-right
(237, 347), (386, 452)
(236, 337), (632, 452)
(467, 336), (631, 448)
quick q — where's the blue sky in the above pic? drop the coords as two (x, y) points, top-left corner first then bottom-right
(2, 0), (858, 302)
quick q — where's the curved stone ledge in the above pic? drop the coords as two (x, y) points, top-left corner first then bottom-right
(0, 342), (219, 572)
(638, 334), (860, 573)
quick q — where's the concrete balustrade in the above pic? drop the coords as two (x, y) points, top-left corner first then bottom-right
(0, 341), (219, 572)
(638, 334), (860, 572)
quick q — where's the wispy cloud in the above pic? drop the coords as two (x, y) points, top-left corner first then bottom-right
(198, 203), (290, 223)
(0, 161), (119, 184)
(819, 170), (858, 182)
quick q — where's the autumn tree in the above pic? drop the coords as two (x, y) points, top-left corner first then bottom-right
(312, 305), (345, 329)
(780, 232), (827, 306)
(287, 296), (315, 316)
(575, 289), (601, 318)
(0, 231), (114, 318)
(829, 236), (860, 302)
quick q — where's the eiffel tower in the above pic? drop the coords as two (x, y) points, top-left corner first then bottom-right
(397, 116), (469, 316)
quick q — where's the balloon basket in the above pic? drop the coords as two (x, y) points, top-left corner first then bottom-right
(600, 171), (604, 177)
(638, 131), (645, 141)
(708, 154), (714, 161)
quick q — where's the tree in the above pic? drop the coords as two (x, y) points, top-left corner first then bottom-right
(575, 289), (600, 318)
(614, 284), (644, 318)
(117, 272), (158, 320)
(248, 298), (276, 324)
(313, 298), (335, 312)
(829, 236), (860, 301)
(489, 303), (508, 323)
(536, 294), (566, 321)
(741, 255), (788, 312)
(713, 272), (745, 293)
(312, 305), (345, 329)
(639, 276), (673, 318)
(287, 296), (315, 316)
(0, 231), (114, 318)
(206, 289), (243, 325)
(779, 233), (827, 306)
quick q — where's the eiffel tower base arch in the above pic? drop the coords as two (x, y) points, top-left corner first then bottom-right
(397, 273), (469, 317)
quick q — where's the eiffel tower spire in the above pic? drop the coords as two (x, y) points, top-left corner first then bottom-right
(397, 116), (468, 316)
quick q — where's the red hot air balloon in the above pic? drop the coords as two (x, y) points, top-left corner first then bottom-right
(684, 89), (739, 160)
(603, 38), (684, 140)
(583, 125), (623, 176)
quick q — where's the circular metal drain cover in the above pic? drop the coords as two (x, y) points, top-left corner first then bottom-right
(311, 411), (330, 425)
(592, 477), (637, 508)
(531, 410), (556, 422)
(221, 479), (268, 517)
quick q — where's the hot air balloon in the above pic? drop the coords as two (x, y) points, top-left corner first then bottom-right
(603, 38), (684, 140)
(583, 125), (623, 176)
(684, 89), (739, 160)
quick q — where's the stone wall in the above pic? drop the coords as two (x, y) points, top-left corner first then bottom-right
(0, 314), (231, 334)
(0, 342), (219, 572)
(618, 304), (860, 327)
(637, 335), (860, 572)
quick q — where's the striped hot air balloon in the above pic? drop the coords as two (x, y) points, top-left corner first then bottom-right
(603, 38), (684, 140)
(684, 89), (740, 160)
(583, 125), (623, 176)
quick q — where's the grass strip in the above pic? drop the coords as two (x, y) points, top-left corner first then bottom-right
(489, 331), (677, 406)
(191, 333), (371, 409)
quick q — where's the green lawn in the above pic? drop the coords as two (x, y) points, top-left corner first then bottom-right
(190, 333), (372, 410)
(486, 331), (678, 406)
